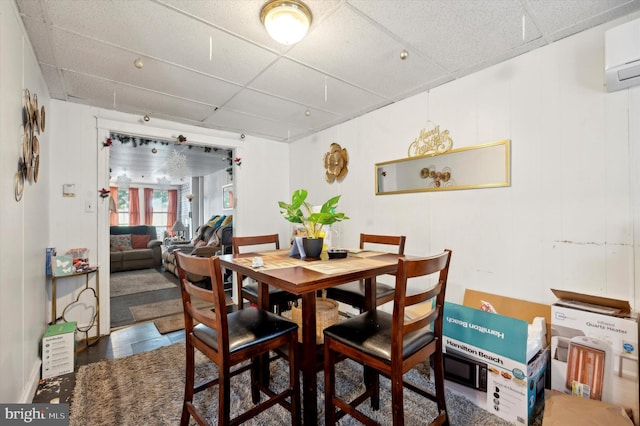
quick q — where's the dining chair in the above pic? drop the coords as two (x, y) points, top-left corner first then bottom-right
(325, 233), (406, 311)
(323, 249), (452, 426)
(174, 251), (301, 426)
(232, 234), (299, 314)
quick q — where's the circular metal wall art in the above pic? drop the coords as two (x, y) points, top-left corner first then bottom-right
(40, 105), (46, 132)
(17, 88), (45, 201)
(14, 170), (24, 201)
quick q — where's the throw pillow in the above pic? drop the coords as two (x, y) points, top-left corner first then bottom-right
(212, 215), (226, 229)
(110, 234), (132, 251)
(221, 215), (233, 227)
(206, 215), (220, 227)
(131, 234), (151, 249)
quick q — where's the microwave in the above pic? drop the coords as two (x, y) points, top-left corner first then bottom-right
(443, 349), (488, 392)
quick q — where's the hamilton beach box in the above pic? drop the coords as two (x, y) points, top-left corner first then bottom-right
(42, 322), (76, 379)
(442, 290), (551, 425)
(550, 289), (639, 424)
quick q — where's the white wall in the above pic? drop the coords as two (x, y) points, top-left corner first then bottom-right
(289, 16), (640, 310)
(203, 168), (233, 223)
(47, 101), (292, 335)
(0, 1), (51, 403)
(4, 0), (640, 405)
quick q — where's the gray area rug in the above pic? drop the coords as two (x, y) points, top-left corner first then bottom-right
(70, 342), (542, 425)
(110, 269), (177, 297)
(110, 269), (182, 328)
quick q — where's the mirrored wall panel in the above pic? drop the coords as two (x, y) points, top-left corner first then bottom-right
(375, 139), (510, 195)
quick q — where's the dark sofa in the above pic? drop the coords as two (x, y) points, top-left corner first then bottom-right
(110, 225), (162, 272)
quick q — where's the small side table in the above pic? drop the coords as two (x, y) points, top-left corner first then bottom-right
(50, 267), (100, 352)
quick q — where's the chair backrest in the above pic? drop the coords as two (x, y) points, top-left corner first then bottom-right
(391, 249), (452, 361)
(174, 251), (229, 358)
(360, 233), (406, 255)
(232, 235), (280, 302)
(232, 234), (280, 254)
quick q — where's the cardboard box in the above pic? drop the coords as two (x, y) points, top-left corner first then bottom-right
(542, 390), (634, 425)
(550, 289), (639, 424)
(442, 290), (551, 425)
(42, 322), (76, 379)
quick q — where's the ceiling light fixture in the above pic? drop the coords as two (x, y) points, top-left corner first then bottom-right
(260, 0), (312, 45)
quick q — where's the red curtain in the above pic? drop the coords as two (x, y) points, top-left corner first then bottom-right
(144, 188), (154, 225)
(109, 186), (119, 226)
(167, 189), (177, 236)
(129, 187), (140, 225)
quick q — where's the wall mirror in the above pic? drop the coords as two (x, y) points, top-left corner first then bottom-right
(375, 139), (510, 195)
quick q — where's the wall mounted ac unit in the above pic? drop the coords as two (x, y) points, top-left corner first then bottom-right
(605, 17), (640, 92)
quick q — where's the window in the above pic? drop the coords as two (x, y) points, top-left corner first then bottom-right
(152, 190), (169, 228)
(117, 189), (129, 225)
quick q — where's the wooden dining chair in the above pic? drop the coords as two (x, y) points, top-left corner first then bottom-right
(325, 233), (406, 311)
(232, 234), (299, 313)
(323, 249), (452, 426)
(174, 251), (301, 426)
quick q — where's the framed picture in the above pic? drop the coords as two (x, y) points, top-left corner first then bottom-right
(222, 184), (233, 210)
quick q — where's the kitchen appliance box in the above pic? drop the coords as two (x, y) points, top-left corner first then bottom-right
(442, 290), (551, 425)
(550, 289), (639, 424)
(42, 322), (76, 379)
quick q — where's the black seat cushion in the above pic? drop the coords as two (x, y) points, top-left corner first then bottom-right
(193, 307), (298, 353)
(323, 311), (435, 362)
(326, 281), (395, 301)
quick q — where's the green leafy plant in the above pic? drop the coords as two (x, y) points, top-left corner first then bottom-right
(278, 189), (349, 239)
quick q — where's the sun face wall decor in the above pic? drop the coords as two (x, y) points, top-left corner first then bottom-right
(324, 142), (348, 183)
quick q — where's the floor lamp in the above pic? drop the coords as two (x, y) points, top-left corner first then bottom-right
(185, 194), (195, 238)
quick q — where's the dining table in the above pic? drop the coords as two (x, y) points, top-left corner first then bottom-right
(218, 248), (400, 425)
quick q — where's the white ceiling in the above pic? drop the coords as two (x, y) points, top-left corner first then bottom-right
(16, 0), (640, 182)
(106, 133), (233, 185)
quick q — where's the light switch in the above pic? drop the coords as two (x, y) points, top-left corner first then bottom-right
(85, 200), (95, 212)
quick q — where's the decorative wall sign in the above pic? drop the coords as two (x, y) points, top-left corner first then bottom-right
(16, 88), (45, 201)
(407, 125), (453, 158)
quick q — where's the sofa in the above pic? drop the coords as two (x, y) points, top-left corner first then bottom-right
(110, 225), (163, 272)
(163, 223), (233, 278)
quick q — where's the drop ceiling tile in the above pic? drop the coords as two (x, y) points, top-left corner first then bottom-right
(15, 0), (45, 20)
(249, 58), (388, 116)
(224, 89), (340, 128)
(351, 0), (543, 74)
(44, 0), (278, 85)
(527, 0), (640, 39)
(62, 71), (216, 121)
(51, 29), (241, 106)
(286, 4), (447, 98)
(161, 0), (343, 51)
(205, 109), (309, 142)
(40, 65), (66, 100)
(20, 17), (58, 65)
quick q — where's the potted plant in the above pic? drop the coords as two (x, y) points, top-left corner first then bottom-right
(278, 189), (349, 258)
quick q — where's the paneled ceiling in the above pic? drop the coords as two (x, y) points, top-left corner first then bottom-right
(16, 0), (640, 184)
(17, 0), (640, 144)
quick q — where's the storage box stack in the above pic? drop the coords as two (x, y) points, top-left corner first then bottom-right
(442, 290), (551, 425)
(42, 322), (76, 379)
(550, 289), (639, 424)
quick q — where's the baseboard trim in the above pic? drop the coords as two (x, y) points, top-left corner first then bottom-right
(21, 359), (42, 403)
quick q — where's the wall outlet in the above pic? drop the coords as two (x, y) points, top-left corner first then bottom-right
(85, 200), (95, 212)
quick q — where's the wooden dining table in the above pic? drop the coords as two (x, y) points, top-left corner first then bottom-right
(218, 249), (400, 425)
